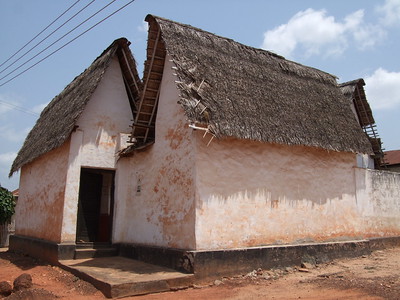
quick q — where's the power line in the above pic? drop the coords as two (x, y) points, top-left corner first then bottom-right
(0, 100), (39, 116)
(0, 0), (82, 70)
(0, 0), (117, 82)
(0, 0), (96, 75)
(0, 0), (136, 88)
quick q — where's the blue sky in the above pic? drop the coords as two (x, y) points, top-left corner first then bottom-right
(1, 0), (400, 190)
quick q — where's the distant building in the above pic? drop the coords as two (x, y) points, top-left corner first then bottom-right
(384, 150), (400, 172)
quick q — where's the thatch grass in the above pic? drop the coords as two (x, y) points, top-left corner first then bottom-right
(147, 15), (372, 154)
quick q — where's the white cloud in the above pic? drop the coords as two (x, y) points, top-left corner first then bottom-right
(32, 102), (49, 114)
(0, 94), (21, 115)
(0, 93), (40, 118)
(137, 20), (148, 33)
(352, 23), (386, 49)
(377, 0), (400, 26)
(0, 102), (13, 114)
(365, 68), (400, 110)
(0, 152), (17, 166)
(262, 8), (383, 58)
(0, 125), (31, 143)
(0, 152), (17, 188)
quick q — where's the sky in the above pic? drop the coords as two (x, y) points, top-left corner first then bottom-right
(1, 0), (400, 190)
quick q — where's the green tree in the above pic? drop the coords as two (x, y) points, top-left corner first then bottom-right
(0, 187), (15, 224)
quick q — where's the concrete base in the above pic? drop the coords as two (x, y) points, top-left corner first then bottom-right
(118, 243), (191, 273)
(60, 257), (194, 298)
(9, 235), (400, 297)
(191, 240), (371, 281)
(74, 243), (118, 259)
(118, 237), (400, 281)
(9, 235), (75, 263)
(369, 236), (400, 250)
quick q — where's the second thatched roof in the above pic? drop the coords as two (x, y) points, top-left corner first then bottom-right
(146, 15), (372, 154)
(9, 38), (140, 176)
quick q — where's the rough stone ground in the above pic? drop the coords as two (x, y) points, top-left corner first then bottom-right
(1, 246), (399, 299)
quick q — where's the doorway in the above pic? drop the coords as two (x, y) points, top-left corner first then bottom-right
(76, 168), (115, 244)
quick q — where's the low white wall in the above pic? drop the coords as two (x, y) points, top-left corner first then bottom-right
(355, 168), (400, 236)
(113, 57), (197, 249)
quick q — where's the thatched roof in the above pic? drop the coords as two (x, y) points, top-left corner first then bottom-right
(146, 15), (372, 154)
(9, 38), (141, 176)
(11, 16), (374, 176)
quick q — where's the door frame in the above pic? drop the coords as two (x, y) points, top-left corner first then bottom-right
(76, 168), (115, 244)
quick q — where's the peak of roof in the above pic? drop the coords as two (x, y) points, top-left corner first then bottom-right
(147, 14), (337, 84)
(339, 78), (365, 87)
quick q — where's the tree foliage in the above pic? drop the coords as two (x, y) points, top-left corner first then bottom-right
(0, 187), (15, 224)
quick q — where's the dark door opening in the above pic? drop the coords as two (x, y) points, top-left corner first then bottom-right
(76, 168), (115, 244)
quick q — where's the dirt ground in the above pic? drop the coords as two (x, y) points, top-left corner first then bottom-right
(0, 247), (399, 299)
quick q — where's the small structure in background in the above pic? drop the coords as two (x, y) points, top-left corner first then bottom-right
(384, 150), (400, 172)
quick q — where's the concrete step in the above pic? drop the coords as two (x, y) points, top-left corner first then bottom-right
(75, 242), (111, 249)
(59, 256), (194, 298)
(74, 246), (118, 259)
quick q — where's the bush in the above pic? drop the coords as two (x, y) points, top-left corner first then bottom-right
(0, 187), (15, 224)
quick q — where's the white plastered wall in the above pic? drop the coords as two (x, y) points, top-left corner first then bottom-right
(16, 141), (70, 243)
(355, 168), (400, 236)
(195, 136), (400, 250)
(60, 57), (133, 242)
(113, 56), (197, 249)
(195, 137), (370, 250)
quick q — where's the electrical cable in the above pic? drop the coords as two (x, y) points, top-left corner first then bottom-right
(0, 100), (39, 116)
(0, 0), (82, 70)
(0, 0), (135, 88)
(0, 0), (117, 81)
(0, 0), (96, 75)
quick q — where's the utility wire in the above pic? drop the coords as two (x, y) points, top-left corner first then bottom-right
(0, 0), (116, 81)
(0, 0), (135, 88)
(0, 0), (96, 75)
(0, 0), (82, 70)
(0, 100), (39, 116)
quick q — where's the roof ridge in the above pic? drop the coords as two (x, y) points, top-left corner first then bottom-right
(145, 15), (286, 57)
(146, 14), (337, 84)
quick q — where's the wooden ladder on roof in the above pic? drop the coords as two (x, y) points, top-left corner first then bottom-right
(117, 44), (141, 117)
(128, 25), (165, 150)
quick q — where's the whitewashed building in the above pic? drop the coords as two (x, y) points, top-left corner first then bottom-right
(9, 15), (400, 278)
